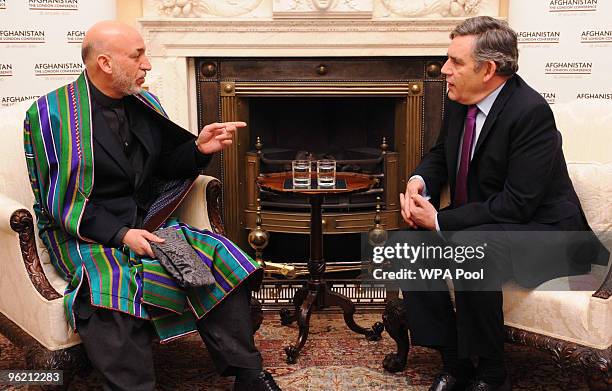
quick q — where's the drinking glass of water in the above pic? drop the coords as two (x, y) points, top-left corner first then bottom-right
(317, 159), (336, 188)
(292, 160), (311, 188)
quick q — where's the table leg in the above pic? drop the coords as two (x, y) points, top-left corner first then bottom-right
(325, 288), (384, 341)
(279, 287), (308, 326)
(308, 194), (325, 281)
(281, 193), (384, 364)
(284, 288), (317, 364)
(282, 195), (324, 364)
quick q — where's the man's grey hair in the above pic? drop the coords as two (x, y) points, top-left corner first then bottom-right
(81, 42), (93, 64)
(81, 41), (105, 65)
(450, 16), (519, 76)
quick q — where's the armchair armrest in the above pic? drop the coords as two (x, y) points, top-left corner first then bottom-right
(0, 192), (79, 350)
(0, 192), (29, 233)
(0, 192), (61, 301)
(174, 175), (225, 235)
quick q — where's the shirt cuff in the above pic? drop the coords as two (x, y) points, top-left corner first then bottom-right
(408, 175), (431, 200)
(193, 140), (212, 169)
(434, 212), (447, 240)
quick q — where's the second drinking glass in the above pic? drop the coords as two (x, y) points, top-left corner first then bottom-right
(317, 159), (336, 188)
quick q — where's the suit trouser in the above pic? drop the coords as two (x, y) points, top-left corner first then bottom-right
(401, 224), (512, 361)
(74, 282), (262, 391)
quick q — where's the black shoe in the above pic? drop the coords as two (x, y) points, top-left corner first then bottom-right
(429, 372), (468, 391)
(234, 370), (281, 391)
(465, 377), (511, 391)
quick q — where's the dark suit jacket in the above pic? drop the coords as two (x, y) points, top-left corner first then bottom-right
(80, 96), (210, 247)
(413, 74), (608, 286)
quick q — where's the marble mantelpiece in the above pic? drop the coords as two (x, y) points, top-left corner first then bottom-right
(139, 0), (502, 129)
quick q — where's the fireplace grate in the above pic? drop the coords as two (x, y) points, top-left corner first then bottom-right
(253, 279), (391, 311)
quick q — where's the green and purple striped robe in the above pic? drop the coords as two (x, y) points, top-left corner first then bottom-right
(23, 72), (261, 341)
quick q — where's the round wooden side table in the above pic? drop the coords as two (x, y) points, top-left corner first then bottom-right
(257, 172), (385, 364)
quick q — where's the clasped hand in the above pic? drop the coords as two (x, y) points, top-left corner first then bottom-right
(399, 179), (438, 231)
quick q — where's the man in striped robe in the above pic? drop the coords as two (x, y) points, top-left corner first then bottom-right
(24, 21), (280, 391)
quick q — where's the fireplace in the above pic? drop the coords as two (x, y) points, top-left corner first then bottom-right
(195, 57), (446, 265)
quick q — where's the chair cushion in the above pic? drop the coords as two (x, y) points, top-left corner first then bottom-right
(0, 252), (80, 351)
(567, 162), (612, 248)
(503, 265), (611, 350)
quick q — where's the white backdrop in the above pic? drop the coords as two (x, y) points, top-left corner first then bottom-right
(509, 0), (612, 106)
(0, 0), (115, 108)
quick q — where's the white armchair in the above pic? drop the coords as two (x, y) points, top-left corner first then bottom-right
(501, 100), (612, 390)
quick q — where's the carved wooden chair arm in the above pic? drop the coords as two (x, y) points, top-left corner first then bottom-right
(0, 193), (61, 301)
(173, 175), (225, 235)
(204, 176), (225, 235)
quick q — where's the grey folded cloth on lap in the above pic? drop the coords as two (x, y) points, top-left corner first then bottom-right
(150, 227), (216, 288)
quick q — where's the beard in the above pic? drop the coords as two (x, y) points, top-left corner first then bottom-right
(111, 63), (142, 96)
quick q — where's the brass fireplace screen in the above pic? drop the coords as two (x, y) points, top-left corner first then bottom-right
(196, 57), (446, 306)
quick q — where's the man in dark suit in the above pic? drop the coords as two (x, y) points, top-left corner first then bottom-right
(399, 16), (608, 391)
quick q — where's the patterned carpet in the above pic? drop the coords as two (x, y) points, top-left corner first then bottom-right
(0, 312), (589, 390)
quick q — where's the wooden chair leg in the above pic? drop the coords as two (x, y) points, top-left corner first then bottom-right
(24, 343), (91, 391)
(586, 368), (612, 391)
(0, 311), (91, 390)
(382, 297), (410, 373)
